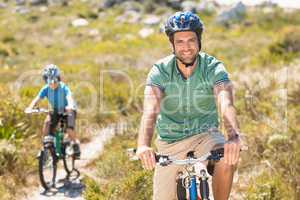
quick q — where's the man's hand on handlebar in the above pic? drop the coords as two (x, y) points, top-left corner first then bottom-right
(136, 145), (156, 170)
(224, 135), (242, 166)
(24, 107), (34, 114)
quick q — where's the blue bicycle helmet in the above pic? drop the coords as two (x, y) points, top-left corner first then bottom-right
(42, 64), (61, 83)
(165, 11), (204, 49)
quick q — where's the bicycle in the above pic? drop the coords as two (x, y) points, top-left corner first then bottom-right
(127, 148), (225, 200)
(25, 108), (80, 190)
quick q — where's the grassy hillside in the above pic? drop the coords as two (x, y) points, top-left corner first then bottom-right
(0, 0), (299, 199)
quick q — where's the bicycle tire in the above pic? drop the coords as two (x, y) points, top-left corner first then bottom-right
(62, 142), (80, 180)
(38, 147), (57, 190)
(177, 177), (187, 200)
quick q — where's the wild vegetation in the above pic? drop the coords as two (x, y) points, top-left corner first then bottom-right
(0, 0), (299, 199)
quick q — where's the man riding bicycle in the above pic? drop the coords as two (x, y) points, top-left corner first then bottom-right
(26, 64), (81, 159)
(136, 11), (242, 200)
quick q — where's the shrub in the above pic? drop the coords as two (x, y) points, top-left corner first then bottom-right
(245, 172), (292, 200)
(0, 100), (32, 140)
(0, 141), (17, 175)
(269, 26), (300, 60)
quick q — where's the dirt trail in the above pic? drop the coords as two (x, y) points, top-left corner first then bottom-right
(21, 122), (119, 200)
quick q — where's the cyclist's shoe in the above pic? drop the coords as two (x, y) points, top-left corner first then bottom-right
(43, 135), (54, 148)
(73, 143), (81, 160)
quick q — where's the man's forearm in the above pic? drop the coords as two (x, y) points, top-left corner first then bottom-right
(138, 85), (162, 147)
(214, 82), (240, 139)
(137, 113), (157, 147)
(223, 105), (240, 139)
(29, 96), (40, 108)
(66, 95), (76, 109)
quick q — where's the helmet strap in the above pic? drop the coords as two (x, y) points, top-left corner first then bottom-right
(175, 55), (197, 68)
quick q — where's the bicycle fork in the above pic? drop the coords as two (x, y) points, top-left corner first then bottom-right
(191, 166), (210, 200)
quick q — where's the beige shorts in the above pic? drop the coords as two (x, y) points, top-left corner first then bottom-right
(153, 132), (225, 200)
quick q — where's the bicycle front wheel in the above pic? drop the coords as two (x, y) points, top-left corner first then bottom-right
(38, 147), (57, 190)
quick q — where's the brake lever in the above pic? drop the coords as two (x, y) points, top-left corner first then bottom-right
(155, 154), (171, 166)
(207, 148), (224, 161)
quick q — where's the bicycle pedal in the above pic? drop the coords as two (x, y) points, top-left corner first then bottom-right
(66, 146), (74, 156)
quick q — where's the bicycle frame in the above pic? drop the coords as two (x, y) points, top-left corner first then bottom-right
(53, 113), (68, 157)
(54, 130), (64, 157)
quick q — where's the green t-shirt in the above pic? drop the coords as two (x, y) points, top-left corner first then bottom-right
(146, 52), (230, 143)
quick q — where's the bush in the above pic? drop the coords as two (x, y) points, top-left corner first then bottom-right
(0, 89), (41, 199)
(111, 170), (153, 200)
(246, 173), (285, 200)
(0, 142), (17, 175)
(269, 26), (300, 60)
(83, 177), (106, 200)
(0, 100), (36, 140)
(253, 8), (300, 30)
(84, 169), (152, 200)
(0, 182), (14, 200)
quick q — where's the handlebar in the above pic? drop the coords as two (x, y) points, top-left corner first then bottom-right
(127, 148), (224, 167)
(24, 108), (49, 114)
(24, 108), (69, 116)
